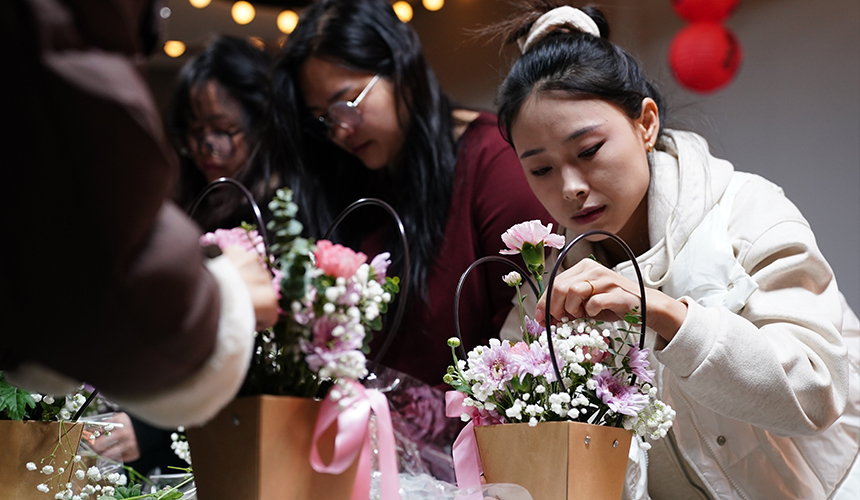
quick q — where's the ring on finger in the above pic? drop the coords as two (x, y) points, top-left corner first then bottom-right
(584, 280), (595, 299)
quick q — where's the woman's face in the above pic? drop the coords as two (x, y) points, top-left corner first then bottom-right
(509, 93), (658, 249)
(186, 80), (250, 182)
(299, 56), (407, 170)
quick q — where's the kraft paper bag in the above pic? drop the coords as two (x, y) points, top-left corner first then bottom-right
(474, 420), (631, 500)
(187, 395), (359, 500)
(0, 420), (84, 500)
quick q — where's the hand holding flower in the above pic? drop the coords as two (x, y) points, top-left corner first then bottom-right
(534, 258), (688, 342)
(222, 245), (279, 331)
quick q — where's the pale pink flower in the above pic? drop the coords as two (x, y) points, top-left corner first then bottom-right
(500, 220), (565, 255)
(510, 341), (561, 382)
(370, 252), (391, 279)
(200, 227), (266, 255)
(594, 370), (649, 416)
(314, 240), (368, 279)
(470, 341), (516, 394)
(201, 228), (282, 299)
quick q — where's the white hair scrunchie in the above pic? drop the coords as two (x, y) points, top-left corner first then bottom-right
(516, 6), (601, 54)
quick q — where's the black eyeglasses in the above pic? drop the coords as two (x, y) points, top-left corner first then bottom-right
(312, 75), (380, 138)
(181, 130), (243, 159)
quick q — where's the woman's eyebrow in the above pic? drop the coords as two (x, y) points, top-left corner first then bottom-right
(519, 125), (601, 159)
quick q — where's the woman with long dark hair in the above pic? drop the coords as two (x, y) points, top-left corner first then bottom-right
(168, 35), (277, 232)
(272, 0), (553, 387)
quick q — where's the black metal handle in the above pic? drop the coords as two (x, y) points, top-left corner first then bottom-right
(544, 230), (648, 385)
(189, 177), (271, 264)
(452, 256), (540, 360)
(323, 198), (410, 371)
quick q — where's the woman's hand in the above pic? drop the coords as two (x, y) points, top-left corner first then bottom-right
(534, 258), (688, 342)
(222, 246), (279, 331)
(85, 412), (141, 463)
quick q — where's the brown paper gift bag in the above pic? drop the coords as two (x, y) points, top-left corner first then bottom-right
(187, 395), (359, 500)
(474, 420), (632, 500)
(0, 420), (84, 500)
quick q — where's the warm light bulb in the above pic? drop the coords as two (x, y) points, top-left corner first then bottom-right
(164, 40), (186, 58)
(277, 10), (299, 34)
(392, 1), (413, 22)
(189, 0), (211, 8)
(231, 1), (256, 25)
(422, 0), (443, 11)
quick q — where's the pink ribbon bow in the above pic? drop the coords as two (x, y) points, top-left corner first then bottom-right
(446, 390), (495, 492)
(310, 380), (401, 500)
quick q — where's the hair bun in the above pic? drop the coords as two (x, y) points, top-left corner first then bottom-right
(517, 6), (606, 53)
(580, 5), (610, 39)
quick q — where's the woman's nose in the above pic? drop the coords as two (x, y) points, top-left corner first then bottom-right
(561, 168), (588, 201)
(329, 122), (354, 143)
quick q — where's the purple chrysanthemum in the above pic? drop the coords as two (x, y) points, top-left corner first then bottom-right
(522, 315), (545, 337)
(627, 346), (655, 383)
(510, 341), (560, 382)
(594, 370), (649, 416)
(470, 341), (516, 393)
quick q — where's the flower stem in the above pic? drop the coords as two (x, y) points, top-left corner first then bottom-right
(515, 282), (527, 341)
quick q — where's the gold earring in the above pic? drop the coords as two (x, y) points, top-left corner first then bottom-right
(647, 143), (653, 153)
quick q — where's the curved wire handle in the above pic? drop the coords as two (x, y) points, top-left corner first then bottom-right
(75, 178), (267, 422)
(323, 198), (410, 371)
(190, 177), (271, 262)
(453, 256), (540, 360)
(544, 230), (648, 386)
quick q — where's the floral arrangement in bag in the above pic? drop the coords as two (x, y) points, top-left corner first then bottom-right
(1, 373), (189, 499)
(444, 220), (675, 446)
(199, 187), (400, 398)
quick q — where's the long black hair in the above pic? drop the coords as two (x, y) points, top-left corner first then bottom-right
(272, 0), (460, 301)
(168, 35), (275, 231)
(490, 1), (667, 146)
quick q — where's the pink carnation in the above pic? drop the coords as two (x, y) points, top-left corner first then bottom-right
(314, 240), (368, 279)
(200, 227), (265, 255)
(201, 227), (281, 299)
(500, 220), (565, 255)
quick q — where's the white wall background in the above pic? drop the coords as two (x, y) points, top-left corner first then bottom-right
(415, 0), (860, 311)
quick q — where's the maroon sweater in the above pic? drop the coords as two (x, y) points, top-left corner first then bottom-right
(371, 112), (554, 386)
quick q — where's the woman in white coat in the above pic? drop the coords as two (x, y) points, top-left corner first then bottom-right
(492, 2), (859, 499)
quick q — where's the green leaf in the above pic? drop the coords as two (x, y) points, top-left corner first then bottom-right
(0, 375), (37, 421)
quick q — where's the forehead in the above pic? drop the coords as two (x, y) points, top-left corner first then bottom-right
(298, 56), (372, 107)
(188, 80), (242, 122)
(511, 92), (632, 147)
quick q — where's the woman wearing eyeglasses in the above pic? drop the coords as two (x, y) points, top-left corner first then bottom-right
(272, 0), (553, 459)
(169, 35), (277, 232)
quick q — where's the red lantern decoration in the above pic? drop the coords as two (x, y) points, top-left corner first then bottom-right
(669, 22), (743, 93)
(671, 0), (741, 23)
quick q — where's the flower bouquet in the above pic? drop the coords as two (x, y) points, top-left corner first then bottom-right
(0, 375), (184, 500)
(444, 221), (675, 500)
(185, 181), (404, 500)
